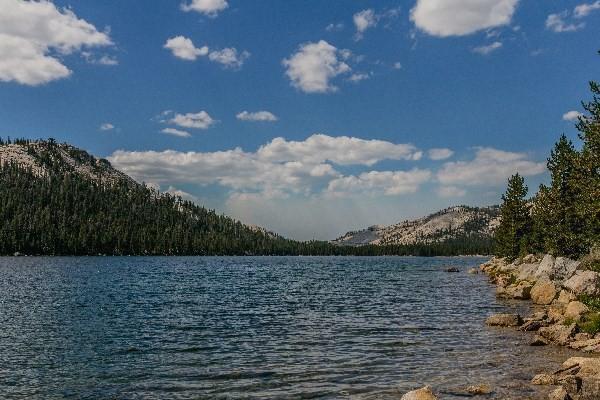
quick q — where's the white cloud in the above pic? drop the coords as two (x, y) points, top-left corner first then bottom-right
(472, 41), (503, 55)
(169, 111), (216, 129)
(428, 148), (454, 160)
(326, 169), (431, 197)
(181, 0), (228, 17)
(0, 0), (112, 86)
(82, 52), (118, 66)
(353, 9), (378, 40)
(161, 128), (191, 138)
(546, 12), (585, 33)
(410, 0), (519, 37)
(236, 111), (278, 122)
(99, 123), (115, 131)
(208, 48), (250, 69)
(562, 110), (583, 121)
(282, 40), (351, 93)
(164, 36), (208, 61)
(326, 22), (345, 32)
(393, 62), (402, 70)
(108, 133), (424, 202)
(256, 134), (421, 166)
(348, 72), (371, 83)
(437, 147), (546, 186)
(574, 1), (600, 18)
(165, 186), (199, 202)
(437, 186), (467, 198)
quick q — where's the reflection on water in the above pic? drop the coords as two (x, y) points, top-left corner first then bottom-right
(0, 256), (578, 399)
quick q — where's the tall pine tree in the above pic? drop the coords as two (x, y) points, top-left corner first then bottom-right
(495, 174), (533, 258)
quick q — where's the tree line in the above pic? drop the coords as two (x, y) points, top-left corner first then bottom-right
(495, 72), (599, 259)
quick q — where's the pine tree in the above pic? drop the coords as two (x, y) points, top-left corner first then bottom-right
(495, 174), (532, 259)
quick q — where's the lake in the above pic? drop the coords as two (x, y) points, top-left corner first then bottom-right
(0, 256), (577, 399)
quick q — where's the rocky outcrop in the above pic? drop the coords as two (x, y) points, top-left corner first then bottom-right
(400, 386), (438, 400)
(564, 271), (600, 296)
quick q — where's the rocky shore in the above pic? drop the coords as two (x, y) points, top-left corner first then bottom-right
(401, 254), (600, 400)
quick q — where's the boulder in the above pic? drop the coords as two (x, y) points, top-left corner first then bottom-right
(530, 335), (549, 346)
(548, 387), (569, 400)
(519, 319), (547, 332)
(563, 271), (600, 296)
(568, 338), (600, 352)
(499, 281), (533, 300)
(557, 290), (577, 305)
(531, 373), (556, 385)
(535, 254), (556, 279)
(445, 267), (460, 273)
(518, 263), (540, 282)
(561, 357), (600, 377)
(548, 305), (567, 323)
(523, 254), (538, 263)
(564, 301), (590, 322)
(538, 323), (577, 346)
(465, 384), (491, 395)
(485, 313), (523, 327)
(531, 280), (558, 305)
(400, 386), (438, 400)
(554, 257), (580, 282)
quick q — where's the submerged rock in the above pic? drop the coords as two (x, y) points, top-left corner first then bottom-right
(485, 313), (523, 327)
(530, 335), (549, 346)
(445, 267), (460, 273)
(465, 384), (491, 395)
(400, 386), (438, 400)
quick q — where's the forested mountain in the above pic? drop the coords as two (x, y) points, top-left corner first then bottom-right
(0, 138), (493, 256)
(333, 206), (499, 246)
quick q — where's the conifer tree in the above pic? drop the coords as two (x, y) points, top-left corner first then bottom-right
(495, 174), (532, 258)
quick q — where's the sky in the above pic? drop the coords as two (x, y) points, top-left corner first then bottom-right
(0, 0), (599, 240)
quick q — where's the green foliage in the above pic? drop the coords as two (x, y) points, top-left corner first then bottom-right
(495, 61), (600, 259)
(579, 294), (600, 312)
(494, 174), (533, 259)
(578, 312), (600, 335)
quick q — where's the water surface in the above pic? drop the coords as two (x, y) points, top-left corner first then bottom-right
(0, 257), (577, 399)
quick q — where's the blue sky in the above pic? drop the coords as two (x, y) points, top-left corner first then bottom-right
(0, 0), (598, 240)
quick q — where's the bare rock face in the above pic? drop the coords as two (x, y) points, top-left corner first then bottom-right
(485, 313), (523, 327)
(557, 357), (600, 400)
(535, 254), (556, 279)
(538, 323), (577, 346)
(553, 257), (580, 283)
(518, 263), (540, 282)
(531, 280), (558, 305)
(400, 386), (438, 400)
(563, 271), (600, 296)
(564, 301), (590, 322)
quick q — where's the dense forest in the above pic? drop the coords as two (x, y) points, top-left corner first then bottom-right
(495, 69), (599, 260)
(0, 138), (493, 256)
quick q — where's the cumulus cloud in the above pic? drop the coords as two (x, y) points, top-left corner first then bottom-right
(0, 0), (112, 86)
(208, 48), (250, 69)
(348, 72), (371, 83)
(437, 186), (467, 198)
(472, 41), (503, 55)
(255, 134), (421, 166)
(393, 62), (402, 70)
(164, 36), (208, 60)
(437, 147), (546, 186)
(181, 0), (228, 17)
(546, 12), (585, 33)
(410, 0), (519, 37)
(574, 1), (600, 18)
(562, 110), (583, 121)
(161, 128), (191, 138)
(108, 134), (425, 201)
(282, 40), (351, 93)
(169, 111), (216, 129)
(99, 123), (115, 131)
(236, 111), (278, 122)
(428, 148), (454, 160)
(82, 52), (118, 66)
(326, 169), (431, 197)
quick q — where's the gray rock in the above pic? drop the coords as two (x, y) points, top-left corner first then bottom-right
(485, 313), (523, 327)
(563, 271), (600, 296)
(554, 257), (580, 282)
(518, 263), (540, 281)
(548, 387), (569, 400)
(535, 254), (556, 279)
(530, 335), (549, 346)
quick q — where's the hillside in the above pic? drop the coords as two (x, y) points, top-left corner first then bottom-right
(333, 205), (500, 246)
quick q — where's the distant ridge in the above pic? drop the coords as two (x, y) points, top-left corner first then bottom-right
(332, 205), (500, 246)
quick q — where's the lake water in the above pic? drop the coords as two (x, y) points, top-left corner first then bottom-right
(0, 256), (578, 399)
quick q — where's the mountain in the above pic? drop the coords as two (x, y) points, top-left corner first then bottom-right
(332, 205), (500, 246)
(0, 138), (496, 256)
